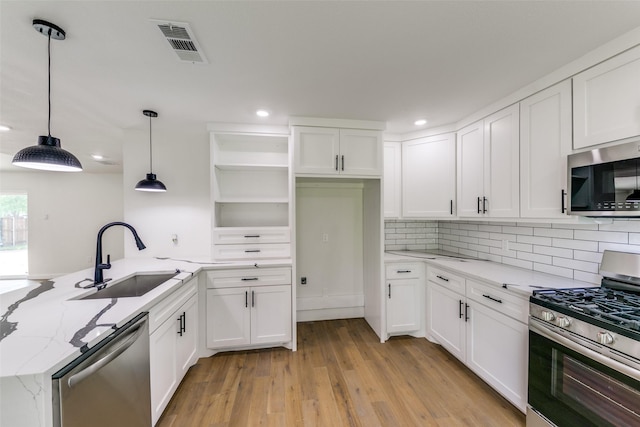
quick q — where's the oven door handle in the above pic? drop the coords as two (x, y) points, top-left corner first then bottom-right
(530, 320), (640, 382)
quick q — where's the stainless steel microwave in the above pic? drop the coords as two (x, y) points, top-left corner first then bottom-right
(568, 140), (640, 217)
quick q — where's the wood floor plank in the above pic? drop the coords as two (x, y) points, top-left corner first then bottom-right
(157, 318), (525, 427)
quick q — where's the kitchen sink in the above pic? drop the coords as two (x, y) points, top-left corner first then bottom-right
(78, 273), (178, 300)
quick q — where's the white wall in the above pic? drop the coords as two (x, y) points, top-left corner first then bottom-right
(296, 182), (364, 321)
(0, 170), (123, 278)
(123, 127), (211, 259)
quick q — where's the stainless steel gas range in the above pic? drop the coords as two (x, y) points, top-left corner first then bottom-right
(527, 250), (640, 427)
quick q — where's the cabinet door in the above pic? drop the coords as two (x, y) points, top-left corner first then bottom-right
(484, 105), (520, 217)
(150, 314), (179, 425)
(176, 294), (198, 377)
(466, 302), (528, 412)
(573, 45), (640, 149)
(520, 81), (572, 218)
(426, 282), (466, 362)
(206, 288), (251, 348)
(250, 285), (292, 345)
(383, 142), (401, 218)
(403, 133), (456, 218)
(386, 278), (421, 334)
(339, 129), (382, 176)
(457, 121), (484, 217)
(293, 126), (340, 174)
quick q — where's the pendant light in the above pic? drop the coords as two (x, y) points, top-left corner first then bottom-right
(135, 110), (167, 192)
(12, 20), (82, 172)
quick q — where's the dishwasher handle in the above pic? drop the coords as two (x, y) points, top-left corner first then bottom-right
(67, 321), (146, 389)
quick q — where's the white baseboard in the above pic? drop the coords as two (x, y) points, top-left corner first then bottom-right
(297, 306), (364, 322)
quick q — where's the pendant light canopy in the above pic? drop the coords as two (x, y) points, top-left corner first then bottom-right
(12, 19), (82, 172)
(135, 110), (167, 192)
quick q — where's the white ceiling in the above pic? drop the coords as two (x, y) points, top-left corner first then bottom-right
(2, 1), (640, 172)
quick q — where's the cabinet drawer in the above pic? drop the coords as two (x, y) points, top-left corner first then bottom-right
(149, 275), (198, 334)
(212, 243), (290, 260)
(427, 266), (465, 294)
(206, 267), (292, 289)
(213, 227), (290, 245)
(386, 262), (423, 279)
(466, 279), (528, 324)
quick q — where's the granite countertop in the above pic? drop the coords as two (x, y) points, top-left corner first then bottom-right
(385, 250), (595, 297)
(0, 257), (291, 378)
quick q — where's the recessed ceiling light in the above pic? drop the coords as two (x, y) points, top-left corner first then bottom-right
(0, 125), (12, 131)
(414, 119), (427, 126)
(92, 154), (104, 160)
(256, 110), (270, 117)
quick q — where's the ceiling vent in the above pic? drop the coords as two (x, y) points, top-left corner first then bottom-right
(150, 19), (208, 64)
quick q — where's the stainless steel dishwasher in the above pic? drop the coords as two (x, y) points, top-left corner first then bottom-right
(52, 312), (151, 427)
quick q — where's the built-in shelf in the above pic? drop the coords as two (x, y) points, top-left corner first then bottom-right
(210, 128), (291, 257)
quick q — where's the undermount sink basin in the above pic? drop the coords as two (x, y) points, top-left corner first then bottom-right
(78, 273), (178, 300)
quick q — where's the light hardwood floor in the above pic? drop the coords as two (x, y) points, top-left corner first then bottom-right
(158, 318), (525, 427)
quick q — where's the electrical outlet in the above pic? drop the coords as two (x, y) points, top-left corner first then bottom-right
(322, 233), (329, 242)
(301, 277), (307, 285)
(502, 240), (509, 251)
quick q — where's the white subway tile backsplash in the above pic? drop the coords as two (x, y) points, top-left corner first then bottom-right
(502, 226), (533, 235)
(534, 245), (573, 258)
(552, 238), (598, 252)
(517, 235), (552, 246)
(552, 257), (599, 274)
(384, 218), (640, 285)
(574, 230), (628, 244)
(573, 250), (603, 263)
(517, 252), (552, 265)
(535, 227), (573, 239)
(502, 257), (533, 270)
(598, 242), (640, 254)
(534, 263), (574, 279)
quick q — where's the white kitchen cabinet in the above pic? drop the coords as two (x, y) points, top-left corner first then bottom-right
(210, 131), (291, 260)
(149, 276), (198, 426)
(466, 298), (528, 413)
(426, 269), (466, 361)
(205, 268), (292, 351)
(402, 133), (456, 218)
(385, 263), (424, 337)
(520, 80), (572, 218)
(383, 141), (401, 218)
(573, 45), (640, 149)
(457, 105), (520, 218)
(294, 126), (382, 176)
(426, 268), (528, 413)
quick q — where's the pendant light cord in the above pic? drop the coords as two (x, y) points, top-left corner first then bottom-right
(149, 114), (153, 174)
(47, 29), (52, 137)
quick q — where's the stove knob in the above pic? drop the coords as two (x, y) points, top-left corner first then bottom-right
(556, 316), (571, 328)
(541, 311), (556, 322)
(597, 331), (614, 345)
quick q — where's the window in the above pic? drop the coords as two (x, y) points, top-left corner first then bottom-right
(0, 194), (28, 277)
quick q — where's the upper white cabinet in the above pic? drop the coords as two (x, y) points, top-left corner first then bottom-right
(402, 133), (456, 218)
(293, 126), (382, 176)
(573, 45), (640, 149)
(211, 131), (291, 260)
(383, 142), (401, 218)
(520, 81), (572, 218)
(457, 105), (520, 218)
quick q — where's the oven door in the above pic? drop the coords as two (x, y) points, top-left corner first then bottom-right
(528, 318), (640, 427)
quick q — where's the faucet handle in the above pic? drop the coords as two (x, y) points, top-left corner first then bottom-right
(99, 254), (111, 270)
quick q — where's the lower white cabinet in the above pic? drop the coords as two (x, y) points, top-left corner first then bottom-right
(205, 268), (292, 350)
(385, 262), (424, 337)
(149, 277), (199, 425)
(426, 267), (527, 412)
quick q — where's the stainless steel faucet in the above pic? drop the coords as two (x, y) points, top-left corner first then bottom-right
(94, 222), (146, 286)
